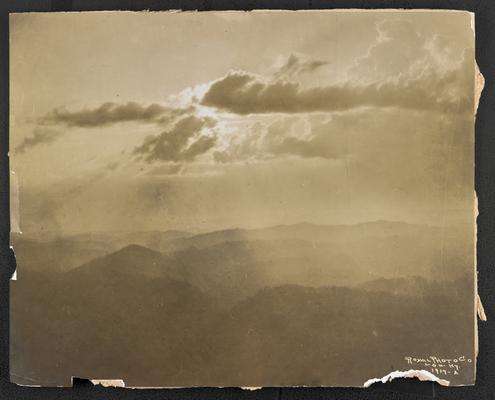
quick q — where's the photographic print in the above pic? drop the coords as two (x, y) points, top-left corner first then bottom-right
(9, 10), (477, 387)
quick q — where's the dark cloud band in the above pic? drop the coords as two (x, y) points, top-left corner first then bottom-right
(40, 102), (194, 128)
(201, 66), (472, 115)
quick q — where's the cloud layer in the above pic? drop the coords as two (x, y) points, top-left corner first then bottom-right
(201, 62), (472, 115)
(15, 128), (64, 153)
(19, 18), (474, 169)
(17, 102), (199, 154)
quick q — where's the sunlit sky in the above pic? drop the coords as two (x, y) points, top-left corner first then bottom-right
(10, 11), (475, 234)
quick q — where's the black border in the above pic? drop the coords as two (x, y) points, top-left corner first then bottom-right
(1, 1), (494, 399)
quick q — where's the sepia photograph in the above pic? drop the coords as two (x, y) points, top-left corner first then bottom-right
(9, 10), (476, 387)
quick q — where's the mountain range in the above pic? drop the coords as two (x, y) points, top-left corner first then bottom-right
(12, 220), (473, 280)
(10, 220), (475, 386)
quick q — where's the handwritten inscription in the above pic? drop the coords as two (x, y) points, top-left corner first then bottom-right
(404, 355), (472, 377)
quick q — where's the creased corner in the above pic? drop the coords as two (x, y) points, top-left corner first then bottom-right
(363, 369), (450, 388)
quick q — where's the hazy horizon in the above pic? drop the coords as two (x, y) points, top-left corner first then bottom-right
(12, 217), (475, 238)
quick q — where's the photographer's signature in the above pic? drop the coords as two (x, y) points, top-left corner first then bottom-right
(404, 355), (472, 376)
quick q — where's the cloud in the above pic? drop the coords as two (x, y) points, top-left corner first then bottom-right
(273, 53), (329, 79)
(347, 19), (468, 84)
(105, 161), (121, 171)
(15, 128), (64, 153)
(214, 116), (348, 163)
(214, 122), (265, 163)
(266, 118), (348, 160)
(347, 19), (425, 83)
(134, 115), (218, 163)
(18, 102), (197, 153)
(40, 102), (194, 127)
(201, 63), (472, 115)
(212, 101), (474, 168)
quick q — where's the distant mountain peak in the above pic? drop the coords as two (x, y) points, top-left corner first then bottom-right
(67, 243), (166, 278)
(117, 243), (161, 255)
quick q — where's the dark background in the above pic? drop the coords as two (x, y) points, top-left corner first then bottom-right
(0, 0), (493, 399)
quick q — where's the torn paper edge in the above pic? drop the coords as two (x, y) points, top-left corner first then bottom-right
(10, 170), (21, 235)
(16, 375), (261, 389)
(474, 63), (484, 115)
(477, 295), (487, 321)
(89, 379), (126, 388)
(9, 9), (475, 16)
(9, 170), (20, 281)
(474, 190), (479, 368)
(472, 11), (486, 384)
(80, 379), (261, 390)
(473, 10), (483, 113)
(363, 369), (450, 388)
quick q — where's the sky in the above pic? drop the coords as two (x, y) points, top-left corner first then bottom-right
(9, 10), (475, 234)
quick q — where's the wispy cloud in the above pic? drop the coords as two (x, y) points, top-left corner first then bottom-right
(273, 53), (329, 79)
(40, 102), (194, 128)
(15, 128), (64, 153)
(18, 102), (197, 153)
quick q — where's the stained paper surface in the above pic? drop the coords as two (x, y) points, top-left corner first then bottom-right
(9, 10), (477, 387)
